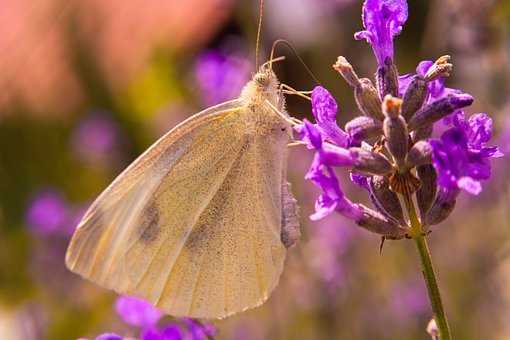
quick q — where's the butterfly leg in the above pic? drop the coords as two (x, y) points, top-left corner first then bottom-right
(279, 83), (312, 101)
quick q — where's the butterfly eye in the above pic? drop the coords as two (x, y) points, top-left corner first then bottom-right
(254, 73), (270, 87)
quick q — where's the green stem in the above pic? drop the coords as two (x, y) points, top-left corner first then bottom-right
(402, 194), (452, 340)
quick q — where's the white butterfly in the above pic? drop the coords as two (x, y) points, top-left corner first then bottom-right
(65, 64), (300, 319)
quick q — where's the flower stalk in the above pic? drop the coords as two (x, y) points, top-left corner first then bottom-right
(402, 193), (452, 340)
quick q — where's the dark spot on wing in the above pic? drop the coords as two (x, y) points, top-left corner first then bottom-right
(139, 203), (160, 243)
(183, 141), (250, 253)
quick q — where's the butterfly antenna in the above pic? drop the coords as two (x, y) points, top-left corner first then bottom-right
(255, 0), (265, 70)
(270, 39), (321, 84)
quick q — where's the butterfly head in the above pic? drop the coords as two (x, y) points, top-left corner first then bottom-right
(253, 65), (278, 91)
(242, 63), (282, 106)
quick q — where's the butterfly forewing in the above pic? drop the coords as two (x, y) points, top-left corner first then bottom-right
(65, 98), (293, 318)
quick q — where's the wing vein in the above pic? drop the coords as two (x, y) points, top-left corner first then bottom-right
(154, 137), (248, 307)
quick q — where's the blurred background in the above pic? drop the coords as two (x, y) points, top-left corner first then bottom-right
(0, 0), (510, 339)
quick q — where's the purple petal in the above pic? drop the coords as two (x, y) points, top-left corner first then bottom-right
(416, 60), (434, 77)
(115, 296), (162, 328)
(161, 325), (184, 340)
(142, 327), (162, 340)
(457, 177), (482, 195)
(311, 194), (339, 221)
(467, 113), (493, 148)
(182, 318), (216, 340)
(431, 110), (501, 195)
(350, 172), (370, 190)
(354, 0), (408, 65)
(311, 86), (338, 123)
(311, 86), (350, 147)
(296, 119), (323, 150)
(398, 73), (413, 97)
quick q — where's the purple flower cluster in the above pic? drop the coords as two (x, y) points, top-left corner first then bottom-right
(297, 0), (501, 234)
(95, 296), (216, 340)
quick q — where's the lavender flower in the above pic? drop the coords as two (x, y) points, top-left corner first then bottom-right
(430, 112), (502, 195)
(194, 48), (251, 106)
(299, 119), (405, 238)
(115, 296), (162, 329)
(94, 296), (215, 340)
(354, 0), (408, 66)
(311, 86), (350, 147)
(299, 0), (500, 236)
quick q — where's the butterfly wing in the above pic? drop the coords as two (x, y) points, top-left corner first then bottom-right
(66, 100), (292, 318)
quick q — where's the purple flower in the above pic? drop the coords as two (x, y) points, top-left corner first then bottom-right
(91, 296), (216, 340)
(299, 122), (363, 221)
(430, 113), (502, 195)
(300, 0), (501, 236)
(72, 113), (121, 166)
(399, 60), (446, 101)
(311, 86), (350, 147)
(115, 296), (162, 328)
(194, 49), (251, 106)
(142, 326), (183, 340)
(159, 326), (184, 340)
(354, 0), (408, 65)
(183, 318), (217, 340)
(26, 190), (70, 235)
(416, 60), (446, 101)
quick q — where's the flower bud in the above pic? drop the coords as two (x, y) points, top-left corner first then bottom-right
(345, 116), (383, 144)
(416, 164), (437, 219)
(369, 175), (405, 225)
(411, 124), (433, 143)
(355, 204), (407, 239)
(355, 78), (385, 120)
(383, 95), (408, 168)
(424, 188), (459, 226)
(401, 75), (428, 121)
(349, 147), (393, 175)
(406, 141), (433, 167)
(333, 57), (384, 120)
(407, 93), (474, 131)
(333, 56), (361, 87)
(376, 57), (399, 98)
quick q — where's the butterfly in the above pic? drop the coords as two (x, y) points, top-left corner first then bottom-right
(65, 61), (301, 319)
